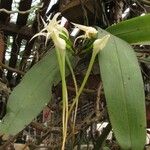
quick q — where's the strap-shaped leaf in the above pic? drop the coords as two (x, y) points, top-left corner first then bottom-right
(97, 27), (146, 149)
(0, 50), (75, 135)
(106, 14), (150, 44)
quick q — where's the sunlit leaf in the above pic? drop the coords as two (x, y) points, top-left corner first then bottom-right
(97, 27), (146, 150)
(0, 50), (76, 135)
(106, 14), (150, 44)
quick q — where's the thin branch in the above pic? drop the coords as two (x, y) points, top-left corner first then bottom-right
(0, 3), (43, 14)
(0, 61), (25, 75)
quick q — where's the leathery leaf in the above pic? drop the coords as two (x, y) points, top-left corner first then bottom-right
(0, 50), (75, 135)
(106, 14), (150, 44)
(97, 27), (146, 150)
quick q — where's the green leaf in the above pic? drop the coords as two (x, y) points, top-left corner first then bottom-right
(106, 14), (150, 44)
(0, 50), (75, 135)
(97, 27), (146, 150)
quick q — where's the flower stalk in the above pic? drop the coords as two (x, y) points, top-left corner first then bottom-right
(69, 35), (110, 116)
(31, 13), (69, 150)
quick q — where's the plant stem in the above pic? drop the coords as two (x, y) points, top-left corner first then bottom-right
(66, 53), (79, 143)
(66, 54), (78, 94)
(69, 52), (97, 117)
(55, 48), (68, 150)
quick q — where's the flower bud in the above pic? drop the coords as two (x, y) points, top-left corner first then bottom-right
(86, 27), (98, 38)
(93, 35), (110, 54)
(72, 23), (98, 38)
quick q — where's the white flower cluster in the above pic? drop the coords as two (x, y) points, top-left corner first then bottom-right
(31, 13), (68, 50)
(31, 12), (110, 53)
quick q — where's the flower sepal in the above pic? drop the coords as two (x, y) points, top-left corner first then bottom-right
(93, 35), (110, 55)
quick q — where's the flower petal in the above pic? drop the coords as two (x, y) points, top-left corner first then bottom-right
(45, 33), (51, 46)
(56, 25), (69, 37)
(41, 17), (47, 27)
(72, 23), (98, 39)
(30, 32), (48, 41)
(52, 12), (61, 23)
(52, 31), (66, 50)
(72, 23), (88, 31)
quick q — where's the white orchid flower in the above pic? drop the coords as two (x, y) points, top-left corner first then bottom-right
(53, 30), (66, 50)
(31, 12), (69, 50)
(93, 35), (110, 54)
(72, 23), (98, 45)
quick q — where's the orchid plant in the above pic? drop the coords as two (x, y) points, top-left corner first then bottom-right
(0, 11), (149, 150)
(31, 13), (109, 149)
